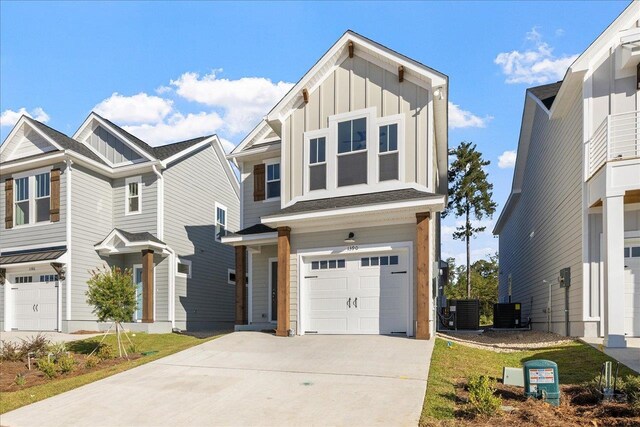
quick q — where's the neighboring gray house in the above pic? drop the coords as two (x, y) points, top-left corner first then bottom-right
(222, 31), (448, 340)
(494, 4), (640, 347)
(0, 112), (239, 333)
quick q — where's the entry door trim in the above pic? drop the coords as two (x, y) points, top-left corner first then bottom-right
(297, 241), (414, 337)
(132, 264), (156, 322)
(268, 257), (278, 323)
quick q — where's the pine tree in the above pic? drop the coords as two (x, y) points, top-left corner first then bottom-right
(443, 142), (497, 298)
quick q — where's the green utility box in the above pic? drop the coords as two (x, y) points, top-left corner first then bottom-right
(523, 360), (560, 406)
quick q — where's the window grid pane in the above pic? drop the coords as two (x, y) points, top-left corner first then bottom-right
(379, 126), (389, 152)
(16, 177), (29, 201)
(36, 173), (50, 198)
(310, 139), (318, 164)
(318, 138), (326, 162)
(352, 118), (367, 151)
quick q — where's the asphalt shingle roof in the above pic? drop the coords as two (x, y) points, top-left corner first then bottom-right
(275, 188), (442, 216)
(113, 228), (165, 245)
(0, 246), (67, 265)
(235, 224), (277, 235)
(528, 81), (563, 110)
(152, 136), (212, 160)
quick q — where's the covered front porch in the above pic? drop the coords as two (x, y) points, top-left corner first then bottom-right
(94, 228), (170, 331)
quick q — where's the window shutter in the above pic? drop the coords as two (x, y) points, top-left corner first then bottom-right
(50, 168), (61, 222)
(254, 163), (265, 201)
(5, 178), (13, 229)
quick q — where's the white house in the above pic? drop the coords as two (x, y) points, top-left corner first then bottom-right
(494, 3), (640, 348)
(221, 31), (448, 339)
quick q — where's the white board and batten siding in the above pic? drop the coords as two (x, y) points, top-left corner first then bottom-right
(163, 145), (239, 329)
(85, 125), (144, 165)
(283, 54), (431, 205)
(498, 84), (585, 335)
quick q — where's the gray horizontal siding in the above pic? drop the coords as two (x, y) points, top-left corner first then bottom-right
(164, 145), (239, 328)
(113, 173), (157, 234)
(498, 84), (584, 333)
(242, 158), (281, 227)
(69, 165), (115, 321)
(0, 162), (68, 251)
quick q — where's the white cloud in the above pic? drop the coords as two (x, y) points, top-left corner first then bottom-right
(449, 102), (492, 129)
(123, 112), (225, 146)
(1, 107), (50, 127)
(94, 92), (173, 125)
(171, 70), (294, 135)
(498, 150), (517, 168)
(218, 137), (236, 153)
(495, 27), (578, 84)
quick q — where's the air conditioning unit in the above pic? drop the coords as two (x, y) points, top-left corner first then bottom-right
(448, 299), (480, 330)
(493, 303), (522, 328)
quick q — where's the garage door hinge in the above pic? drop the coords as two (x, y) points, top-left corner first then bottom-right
(304, 276), (318, 279)
(305, 331), (318, 334)
(391, 271), (407, 274)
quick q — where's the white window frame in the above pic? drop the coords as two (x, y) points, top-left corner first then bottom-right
(303, 129), (330, 193)
(264, 158), (281, 202)
(215, 202), (227, 242)
(12, 167), (53, 228)
(176, 258), (192, 279)
(227, 268), (236, 285)
(125, 176), (142, 216)
(375, 114), (405, 183)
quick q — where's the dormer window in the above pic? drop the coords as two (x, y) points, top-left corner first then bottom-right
(337, 117), (367, 187)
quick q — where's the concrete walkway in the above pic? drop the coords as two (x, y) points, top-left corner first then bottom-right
(581, 337), (640, 374)
(1, 332), (434, 427)
(0, 331), (102, 345)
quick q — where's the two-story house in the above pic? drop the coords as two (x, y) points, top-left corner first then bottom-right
(221, 31), (448, 339)
(494, 4), (640, 347)
(0, 112), (239, 333)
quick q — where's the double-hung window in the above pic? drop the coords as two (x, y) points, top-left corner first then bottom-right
(309, 137), (326, 191)
(215, 203), (227, 241)
(14, 171), (51, 226)
(378, 123), (399, 181)
(337, 117), (367, 187)
(266, 162), (281, 199)
(125, 176), (141, 215)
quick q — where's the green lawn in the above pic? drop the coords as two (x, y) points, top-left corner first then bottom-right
(420, 338), (639, 424)
(0, 332), (222, 414)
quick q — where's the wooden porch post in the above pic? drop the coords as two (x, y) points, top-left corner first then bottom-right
(276, 227), (291, 337)
(416, 212), (431, 339)
(235, 245), (247, 325)
(141, 249), (154, 323)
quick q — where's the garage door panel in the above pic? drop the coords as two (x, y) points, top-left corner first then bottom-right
(309, 318), (348, 333)
(310, 278), (348, 292)
(359, 276), (380, 289)
(12, 281), (58, 331)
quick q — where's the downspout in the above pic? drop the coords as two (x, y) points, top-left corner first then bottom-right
(65, 158), (73, 327)
(151, 164), (175, 329)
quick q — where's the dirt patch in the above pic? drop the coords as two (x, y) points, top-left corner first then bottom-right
(0, 353), (141, 393)
(437, 330), (575, 352)
(423, 382), (640, 426)
(70, 330), (101, 335)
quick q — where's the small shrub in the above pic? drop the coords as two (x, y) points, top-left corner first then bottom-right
(468, 374), (501, 416)
(84, 355), (100, 369)
(620, 375), (640, 410)
(21, 334), (50, 358)
(48, 342), (67, 361)
(127, 343), (139, 354)
(14, 373), (26, 386)
(57, 354), (77, 374)
(96, 343), (116, 360)
(36, 358), (58, 379)
(0, 341), (25, 361)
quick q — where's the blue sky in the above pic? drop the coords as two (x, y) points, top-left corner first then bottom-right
(0, 1), (630, 265)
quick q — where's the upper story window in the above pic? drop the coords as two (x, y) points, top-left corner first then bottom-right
(337, 117), (367, 187)
(309, 137), (326, 191)
(215, 203), (227, 241)
(379, 123), (399, 181)
(125, 176), (141, 215)
(266, 162), (281, 199)
(176, 258), (192, 278)
(14, 171), (51, 226)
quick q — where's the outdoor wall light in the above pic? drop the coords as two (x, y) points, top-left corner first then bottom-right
(344, 232), (356, 244)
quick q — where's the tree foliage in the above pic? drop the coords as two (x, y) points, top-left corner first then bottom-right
(445, 254), (499, 323)
(443, 142), (497, 297)
(86, 266), (136, 323)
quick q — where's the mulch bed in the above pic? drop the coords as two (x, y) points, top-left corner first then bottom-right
(0, 352), (141, 393)
(424, 380), (640, 426)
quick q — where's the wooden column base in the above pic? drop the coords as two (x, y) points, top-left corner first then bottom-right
(276, 227), (291, 337)
(416, 212), (431, 340)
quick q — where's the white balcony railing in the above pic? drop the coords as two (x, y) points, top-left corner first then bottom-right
(588, 111), (640, 178)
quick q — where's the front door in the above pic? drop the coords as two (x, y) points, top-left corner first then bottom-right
(270, 261), (278, 322)
(133, 267), (143, 321)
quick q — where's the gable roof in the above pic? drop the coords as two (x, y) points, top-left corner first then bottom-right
(91, 113), (157, 158)
(528, 81), (563, 111)
(153, 135), (211, 160)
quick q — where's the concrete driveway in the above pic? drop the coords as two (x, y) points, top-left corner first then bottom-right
(1, 332), (434, 427)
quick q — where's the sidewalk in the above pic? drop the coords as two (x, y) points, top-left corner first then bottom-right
(580, 337), (640, 374)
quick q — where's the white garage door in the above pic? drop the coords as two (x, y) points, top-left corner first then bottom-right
(624, 244), (640, 337)
(12, 276), (58, 331)
(303, 252), (409, 335)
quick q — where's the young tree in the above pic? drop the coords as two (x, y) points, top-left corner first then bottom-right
(443, 142), (497, 298)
